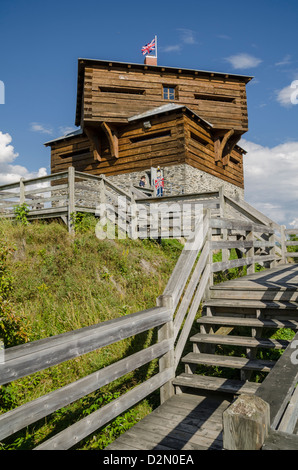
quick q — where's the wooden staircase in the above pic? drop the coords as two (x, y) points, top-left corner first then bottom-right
(173, 267), (298, 398)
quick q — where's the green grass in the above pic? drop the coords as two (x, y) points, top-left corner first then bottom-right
(0, 217), (183, 450)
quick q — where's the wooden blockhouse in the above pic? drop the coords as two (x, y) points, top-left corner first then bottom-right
(45, 58), (252, 196)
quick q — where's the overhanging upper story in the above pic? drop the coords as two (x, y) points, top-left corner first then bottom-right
(45, 57), (252, 193)
(75, 58), (252, 136)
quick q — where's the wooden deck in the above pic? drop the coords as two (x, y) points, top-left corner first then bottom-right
(106, 264), (298, 451)
(106, 392), (231, 451)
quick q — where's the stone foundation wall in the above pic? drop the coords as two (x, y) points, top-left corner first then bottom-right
(108, 163), (244, 200)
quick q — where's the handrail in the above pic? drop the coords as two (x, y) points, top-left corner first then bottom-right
(208, 216), (278, 278)
(224, 193), (281, 231)
(256, 331), (298, 432)
(34, 369), (174, 450)
(135, 190), (220, 204)
(161, 212), (209, 312)
(0, 306), (171, 386)
(0, 340), (171, 442)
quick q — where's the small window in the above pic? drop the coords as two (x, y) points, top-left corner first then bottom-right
(59, 149), (90, 159)
(194, 93), (235, 103)
(163, 86), (177, 100)
(99, 86), (145, 95)
(190, 132), (209, 147)
(230, 156), (240, 165)
(130, 130), (171, 144)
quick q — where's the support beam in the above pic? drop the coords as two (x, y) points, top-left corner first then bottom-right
(84, 126), (101, 161)
(220, 129), (235, 159)
(101, 122), (119, 159)
(214, 129), (240, 167)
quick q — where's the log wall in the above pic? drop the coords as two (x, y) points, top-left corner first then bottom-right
(79, 61), (249, 132)
(51, 110), (244, 189)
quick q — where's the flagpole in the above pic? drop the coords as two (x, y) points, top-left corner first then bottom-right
(155, 35), (158, 59)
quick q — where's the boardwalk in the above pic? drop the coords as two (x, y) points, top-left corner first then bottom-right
(106, 392), (231, 451)
(107, 264), (298, 451)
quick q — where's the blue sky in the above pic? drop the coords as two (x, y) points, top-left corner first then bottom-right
(0, 0), (298, 225)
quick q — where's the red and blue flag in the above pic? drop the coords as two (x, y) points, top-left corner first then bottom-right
(142, 38), (156, 56)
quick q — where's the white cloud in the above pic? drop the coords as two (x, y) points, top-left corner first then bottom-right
(162, 28), (197, 54)
(0, 131), (47, 185)
(241, 138), (298, 226)
(290, 218), (298, 228)
(59, 126), (77, 136)
(30, 122), (53, 135)
(276, 81), (298, 107)
(177, 28), (197, 45)
(275, 54), (292, 67)
(161, 45), (182, 53)
(225, 53), (262, 69)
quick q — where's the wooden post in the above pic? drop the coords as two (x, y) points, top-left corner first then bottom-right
(280, 225), (287, 264)
(206, 209), (213, 297)
(218, 185), (225, 218)
(156, 294), (175, 404)
(68, 167), (75, 234)
(219, 186), (229, 268)
(129, 189), (138, 240)
(246, 230), (255, 275)
(19, 178), (25, 205)
(99, 177), (106, 205)
(269, 228), (277, 268)
(223, 394), (270, 450)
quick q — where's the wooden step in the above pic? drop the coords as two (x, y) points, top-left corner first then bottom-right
(204, 299), (298, 310)
(173, 373), (260, 395)
(190, 333), (289, 349)
(182, 352), (275, 372)
(197, 316), (298, 330)
(210, 283), (298, 292)
(209, 289), (298, 302)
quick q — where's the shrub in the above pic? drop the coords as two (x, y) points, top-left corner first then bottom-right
(14, 203), (30, 225)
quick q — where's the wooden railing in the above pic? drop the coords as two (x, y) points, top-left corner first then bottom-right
(256, 332), (298, 434)
(210, 217), (278, 278)
(284, 228), (298, 261)
(0, 170), (70, 220)
(223, 332), (298, 450)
